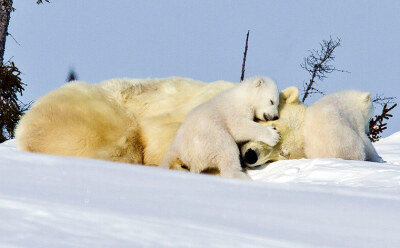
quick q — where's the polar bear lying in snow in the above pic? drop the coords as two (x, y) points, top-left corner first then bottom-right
(160, 76), (281, 179)
(303, 90), (383, 162)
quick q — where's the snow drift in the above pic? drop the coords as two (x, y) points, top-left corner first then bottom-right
(1, 133), (400, 247)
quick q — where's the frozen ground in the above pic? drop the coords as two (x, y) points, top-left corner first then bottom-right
(1, 133), (400, 247)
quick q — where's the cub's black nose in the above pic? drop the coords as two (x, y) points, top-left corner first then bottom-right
(244, 149), (258, 164)
(272, 116), (279, 121)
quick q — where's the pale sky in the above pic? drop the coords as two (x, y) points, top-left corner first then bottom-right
(6, 0), (400, 135)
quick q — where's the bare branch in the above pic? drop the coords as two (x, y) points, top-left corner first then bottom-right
(240, 30), (249, 82)
(6, 32), (20, 46)
(372, 94), (396, 106)
(301, 37), (349, 103)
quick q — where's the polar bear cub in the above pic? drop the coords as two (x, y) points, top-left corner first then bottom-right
(160, 76), (281, 179)
(303, 90), (383, 162)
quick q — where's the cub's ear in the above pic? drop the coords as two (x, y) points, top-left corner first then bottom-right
(362, 92), (371, 102)
(254, 78), (264, 87)
(280, 86), (299, 104)
(244, 77), (264, 87)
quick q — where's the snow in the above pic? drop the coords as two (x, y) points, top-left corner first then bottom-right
(1, 133), (400, 247)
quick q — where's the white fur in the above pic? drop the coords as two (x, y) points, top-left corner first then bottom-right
(303, 90), (383, 162)
(160, 76), (280, 179)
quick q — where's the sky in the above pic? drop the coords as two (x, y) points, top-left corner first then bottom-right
(5, 0), (400, 135)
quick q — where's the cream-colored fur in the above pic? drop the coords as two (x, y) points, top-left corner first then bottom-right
(99, 77), (234, 119)
(18, 76), (378, 171)
(17, 76), (327, 171)
(240, 87), (307, 167)
(303, 90), (383, 162)
(16, 77), (236, 165)
(159, 77), (281, 179)
(135, 78), (235, 165)
(16, 82), (143, 163)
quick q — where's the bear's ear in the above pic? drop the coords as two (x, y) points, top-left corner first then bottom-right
(245, 77), (264, 87)
(254, 78), (264, 87)
(280, 86), (299, 104)
(362, 92), (371, 102)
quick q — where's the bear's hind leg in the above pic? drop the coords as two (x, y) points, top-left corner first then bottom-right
(361, 135), (384, 162)
(216, 154), (251, 180)
(159, 148), (190, 172)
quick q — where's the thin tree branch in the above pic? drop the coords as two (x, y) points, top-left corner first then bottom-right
(6, 32), (20, 46)
(372, 94), (396, 106)
(301, 37), (349, 103)
(240, 30), (249, 82)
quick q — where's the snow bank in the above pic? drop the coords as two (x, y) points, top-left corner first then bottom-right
(1, 133), (400, 247)
(248, 132), (400, 192)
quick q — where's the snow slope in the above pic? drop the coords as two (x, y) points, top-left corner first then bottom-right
(1, 133), (400, 247)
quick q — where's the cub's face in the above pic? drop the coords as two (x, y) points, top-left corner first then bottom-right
(246, 77), (280, 121)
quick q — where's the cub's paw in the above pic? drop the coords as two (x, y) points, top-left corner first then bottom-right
(221, 169), (252, 180)
(232, 171), (252, 180)
(263, 126), (280, 147)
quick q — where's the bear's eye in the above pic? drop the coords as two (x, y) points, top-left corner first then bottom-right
(270, 100), (274, 105)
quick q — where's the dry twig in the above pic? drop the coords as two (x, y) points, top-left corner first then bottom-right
(301, 37), (348, 103)
(240, 30), (250, 82)
(372, 94), (396, 106)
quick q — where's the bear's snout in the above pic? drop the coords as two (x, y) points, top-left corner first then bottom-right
(244, 148), (258, 165)
(263, 113), (279, 121)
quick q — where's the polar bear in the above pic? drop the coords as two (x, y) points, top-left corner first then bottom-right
(16, 76), (306, 173)
(15, 82), (144, 163)
(160, 76), (281, 179)
(240, 86), (307, 167)
(15, 77), (236, 164)
(100, 77), (236, 165)
(303, 90), (383, 162)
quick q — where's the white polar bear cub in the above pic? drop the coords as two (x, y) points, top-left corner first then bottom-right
(160, 76), (281, 179)
(303, 90), (384, 162)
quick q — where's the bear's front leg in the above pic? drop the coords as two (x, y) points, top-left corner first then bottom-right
(229, 119), (280, 147)
(220, 167), (251, 180)
(216, 152), (251, 180)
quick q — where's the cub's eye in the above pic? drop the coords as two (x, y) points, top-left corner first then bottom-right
(270, 100), (274, 105)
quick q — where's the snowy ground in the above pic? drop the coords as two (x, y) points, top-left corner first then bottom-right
(1, 133), (400, 248)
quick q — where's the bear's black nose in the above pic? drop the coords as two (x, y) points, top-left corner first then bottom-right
(273, 116), (279, 121)
(244, 149), (258, 164)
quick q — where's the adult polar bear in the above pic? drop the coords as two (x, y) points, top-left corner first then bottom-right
(16, 77), (304, 169)
(16, 77), (237, 165)
(16, 76), (381, 173)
